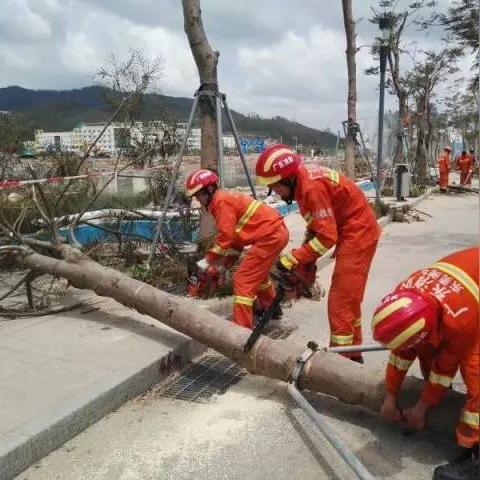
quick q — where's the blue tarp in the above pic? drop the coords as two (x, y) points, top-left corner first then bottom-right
(56, 180), (376, 246)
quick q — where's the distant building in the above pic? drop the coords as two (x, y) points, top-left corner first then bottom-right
(35, 122), (164, 156)
(35, 130), (79, 153)
(34, 121), (241, 156)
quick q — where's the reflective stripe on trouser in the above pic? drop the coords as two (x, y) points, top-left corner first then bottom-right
(233, 225), (289, 329)
(328, 242), (377, 357)
(439, 171), (449, 189)
(457, 332), (479, 448)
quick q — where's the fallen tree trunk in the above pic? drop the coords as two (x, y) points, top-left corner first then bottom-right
(448, 184), (479, 194)
(16, 247), (464, 439)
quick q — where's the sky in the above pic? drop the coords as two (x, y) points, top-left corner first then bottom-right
(0, 0), (473, 133)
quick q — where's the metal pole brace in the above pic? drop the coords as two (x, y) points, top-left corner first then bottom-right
(290, 340), (319, 386)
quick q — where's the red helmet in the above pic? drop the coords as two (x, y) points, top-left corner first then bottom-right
(255, 144), (301, 186)
(185, 169), (219, 197)
(371, 290), (439, 350)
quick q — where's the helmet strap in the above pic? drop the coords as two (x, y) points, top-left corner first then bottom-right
(201, 184), (218, 208)
(280, 178), (296, 205)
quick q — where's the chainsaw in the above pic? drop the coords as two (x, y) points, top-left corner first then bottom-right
(187, 264), (226, 299)
(243, 262), (318, 352)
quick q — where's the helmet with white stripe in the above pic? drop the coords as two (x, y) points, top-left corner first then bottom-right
(185, 169), (219, 197)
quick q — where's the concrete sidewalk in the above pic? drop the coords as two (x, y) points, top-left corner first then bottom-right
(0, 183), (475, 480)
(0, 293), (204, 480)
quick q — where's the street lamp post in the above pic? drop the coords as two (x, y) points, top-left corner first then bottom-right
(375, 14), (390, 204)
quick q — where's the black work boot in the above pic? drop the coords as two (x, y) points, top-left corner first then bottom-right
(350, 355), (365, 364)
(271, 303), (283, 320)
(253, 302), (283, 324)
(433, 446), (479, 480)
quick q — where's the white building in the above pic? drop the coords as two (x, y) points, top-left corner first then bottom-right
(35, 122), (158, 156)
(35, 130), (80, 153)
(176, 124), (237, 152)
(35, 121), (238, 156)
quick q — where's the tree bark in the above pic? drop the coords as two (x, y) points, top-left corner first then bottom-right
(182, 0), (219, 171)
(14, 247), (464, 438)
(394, 94), (408, 165)
(415, 114), (428, 183)
(342, 0), (357, 179)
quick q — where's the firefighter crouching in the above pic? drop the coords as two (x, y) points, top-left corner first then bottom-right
(255, 144), (380, 363)
(185, 169), (289, 329)
(372, 247), (479, 480)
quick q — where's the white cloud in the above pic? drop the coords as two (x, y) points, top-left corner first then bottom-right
(0, 0), (52, 42)
(0, 0), (469, 131)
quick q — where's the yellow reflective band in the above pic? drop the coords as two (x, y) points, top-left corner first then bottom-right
(386, 317), (425, 350)
(233, 295), (255, 306)
(327, 169), (340, 184)
(428, 371), (453, 388)
(330, 333), (354, 345)
(210, 243), (228, 256)
(263, 148), (295, 172)
(236, 200), (262, 234)
(372, 297), (412, 328)
(460, 410), (480, 428)
(308, 237), (329, 255)
(388, 353), (414, 371)
(280, 253), (299, 271)
(304, 212), (313, 225)
(354, 318), (362, 327)
(258, 281), (272, 290)
(256, 174), (282, 186)
(432, 261), (479, 302)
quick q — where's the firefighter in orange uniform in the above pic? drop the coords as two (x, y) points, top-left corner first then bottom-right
(185, 169), (289, 329)
(456, 150), (473, 186)
(256, 144), (380, 363)
(466, 149), (477, 185)
(372, 247), (479, 480)
(438, 146), (452, 192)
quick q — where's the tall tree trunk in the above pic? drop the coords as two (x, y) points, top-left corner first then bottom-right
(13, 247), (465, 437)
(415, 114), (428, 183)
(394, 94), (408, 165)
(342, 0), (357, 179)
(425, 102), (433, 165)
(182, 0), (219, 171)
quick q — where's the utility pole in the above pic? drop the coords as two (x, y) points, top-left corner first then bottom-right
(375, 14), (391, 204)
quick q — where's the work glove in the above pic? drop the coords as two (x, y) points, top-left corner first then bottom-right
(276, 253), (299, 272)
(196, 258), (210, 272)
(223, 254), (239, 269)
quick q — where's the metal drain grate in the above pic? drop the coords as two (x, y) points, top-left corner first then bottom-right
(158, 354), (247, 403)
(267, 324), (296, 340)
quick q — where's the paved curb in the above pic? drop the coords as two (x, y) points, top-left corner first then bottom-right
(0, 327), (204, 480)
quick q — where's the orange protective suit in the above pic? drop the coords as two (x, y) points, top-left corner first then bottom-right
(205, 190), (288, 329)
(438, 151), (450, 190)
(290, 165), (381, 355)
(385, 247), (479, 448)
(457, 153), (473, 185)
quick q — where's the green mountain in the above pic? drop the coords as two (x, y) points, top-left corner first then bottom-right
(0, 86), (337, 150)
